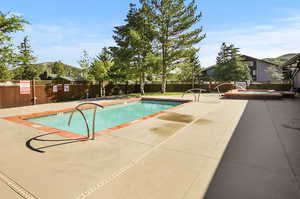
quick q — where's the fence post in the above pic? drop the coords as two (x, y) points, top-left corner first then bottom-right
(32, 80), (37, 105)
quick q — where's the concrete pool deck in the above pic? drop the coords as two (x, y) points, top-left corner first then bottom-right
(0, 94), (299, 198)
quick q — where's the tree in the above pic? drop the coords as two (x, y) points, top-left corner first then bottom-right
(14, 36), (38, 80)
(266, 66), (283, 81)
(89, 47), (113, 96)
(52, 61), (65, 77)
(141, 0), (205, 93)
(0, 12), (28, 80)
(78, 50), (93, 81)
(177, 48), (202, 87)
(111, 3), (157, 95)
(213, 43), (251, 81)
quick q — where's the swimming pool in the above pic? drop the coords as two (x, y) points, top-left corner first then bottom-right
(25, 100), (184, 136)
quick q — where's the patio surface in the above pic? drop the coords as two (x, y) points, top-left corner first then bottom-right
(0, 94), (299, 198)
(205, 98), (300, 199)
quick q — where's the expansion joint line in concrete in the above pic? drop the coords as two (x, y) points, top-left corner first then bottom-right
(0, 171), (38, 199)
(75, 114), (206, 199)
(265, 102), (300, 192)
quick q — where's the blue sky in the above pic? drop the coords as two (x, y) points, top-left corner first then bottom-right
(2, 0), (300, 67)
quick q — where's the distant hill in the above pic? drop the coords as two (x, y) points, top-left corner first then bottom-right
(203, 53), (299, 69)
(34, 62), (82, 79)
(263, 53), (298, 65)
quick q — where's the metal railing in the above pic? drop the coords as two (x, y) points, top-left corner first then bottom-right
(214, 83), (234, 96)
(214, 83), (248, 96)
(182, 88), (207, 102)
(68, 103), (104, 140)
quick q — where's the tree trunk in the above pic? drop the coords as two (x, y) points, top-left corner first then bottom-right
(103, 84), (106, 97)
(161, 43), (167, 93)
(125, 81), (129, 94)
(99, 81), (105, 97)
(161, 72), (166, 93)
(140, 72), (145, 95)
(99, 81), (102, 97)
(192, 65), (195, 89)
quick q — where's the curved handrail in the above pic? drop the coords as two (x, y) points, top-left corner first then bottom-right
(214, 83), (234, 96)
(68, 103), (104, 140)
(182, 88), (207, 102)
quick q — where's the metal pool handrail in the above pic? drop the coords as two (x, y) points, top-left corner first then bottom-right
(68, 103), (104, 140)
(182, 88), (207, 102)
(214, 83), (234, 96)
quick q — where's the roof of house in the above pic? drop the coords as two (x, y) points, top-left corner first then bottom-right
(282, 53), (300, 67)
(48, 74), (77, 81)
(202, 54), (279, 72)
(202, 65), (216, 72)
(241, 55), (279, 66)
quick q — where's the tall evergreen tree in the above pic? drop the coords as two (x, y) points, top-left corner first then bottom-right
(141, 0), (205, 93)
(214, 43), (251, 81)
(14, 36), (37, 80)
(111, 3), (158, 95)
(0, 12), (28, 80)
(78, 50), (93, 81)
(177, 48), (202, 87)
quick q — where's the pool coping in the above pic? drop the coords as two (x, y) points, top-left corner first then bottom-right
(2, 97), (192, 139)
(223, 89), (283, 99)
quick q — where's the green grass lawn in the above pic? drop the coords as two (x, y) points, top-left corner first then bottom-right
(125, 92), (191, 97)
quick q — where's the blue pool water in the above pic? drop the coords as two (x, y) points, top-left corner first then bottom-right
(25, 100), (183, 136)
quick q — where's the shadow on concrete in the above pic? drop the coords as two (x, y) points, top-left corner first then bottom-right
(26, 133), (87, 153)
(282, 119), (300, 132)
(204, 100), (300, 199)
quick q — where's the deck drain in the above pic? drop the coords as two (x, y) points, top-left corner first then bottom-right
(0, 171), (38, 199)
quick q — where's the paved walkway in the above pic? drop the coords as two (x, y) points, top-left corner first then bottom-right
(204, 99), (300, 199)
(2, 95), (298, 198)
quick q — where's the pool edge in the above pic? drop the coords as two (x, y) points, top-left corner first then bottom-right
(2, 97), (192, 139)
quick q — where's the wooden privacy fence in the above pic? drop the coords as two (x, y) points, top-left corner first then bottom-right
(0, 80), (291, 108)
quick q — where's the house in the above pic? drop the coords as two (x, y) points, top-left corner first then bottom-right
(40, 73), (83, 81)
(200, 55), (281, 82)
(199, 66), (215, 80)
(282, 53), (300, 92)
(241, 55), (281, 82)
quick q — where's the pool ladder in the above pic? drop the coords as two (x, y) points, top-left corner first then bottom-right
(182, 88), (207, 102)
(214, 83), (246, 96)
(68, 103), (104, 140)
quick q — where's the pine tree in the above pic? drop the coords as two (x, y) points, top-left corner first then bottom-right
(214, 43), (251, 81)
(0, 12), (28, 80)
(141, 0), (205, 93)
(14, 36), (37, 80)
(111, 3), (157, 95)
(78, 50), (93, 81)
(178, 48), (202, 87)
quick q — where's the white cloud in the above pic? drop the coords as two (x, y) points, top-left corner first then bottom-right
(14, 24), (115, 67)
(198, 15), (300, 67)
(13, 15), (300, 69)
